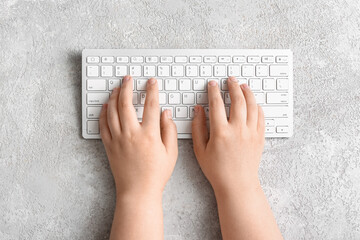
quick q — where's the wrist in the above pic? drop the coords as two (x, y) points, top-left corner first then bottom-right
(116, 187), (163, 204)
(212, 176), (262, 199)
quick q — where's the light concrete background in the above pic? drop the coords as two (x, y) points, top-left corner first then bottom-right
(1, 0), (360, 239)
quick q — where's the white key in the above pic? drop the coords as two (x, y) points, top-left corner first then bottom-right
(248, 56), (260, 63)
(238, 78), (248, 85)
(233, 56), (246, 63)
(249, 78), (261, 90)
(130, 66), (142, 76)
(140, 92), (146, 105)
(204, 107), (210, 118)
(224, 93), (231, 104)
(159, 93), (167, 105)
(160, 56), (172, 63)
(87, 79), (106, 91)
(225, 106), (230, 118)
(270, 65), (288, 77)
(176, 107), (188, 118)
(169, 92), (181, 104)
(102, 56), (114, 63)
(175, 56), (187, 63)
(242, 65), (255, 77)
(145, 56), (158, 63)
(144, 65), (156, 77)
(186, 65), (198, 77)
(214, 65), (226, 77)
(263, 78), (276, 90)
(136, 79), (147, 90)
(262, 107), (289, 117)
(135, 107), (144, 118)
(87, 93), (109, 105)
(158, 65), (170, 77)
(189, 107), (195, 118)
(109, 79), (121, 90)
(228, 65), (240, 76)
(256, 65), (268, 77)
(265, 119), (275, 126)
(196, 93), (208, 104)
(183, 92), (195, 104)
(172, 65), (184, 77)
(87, 107), (102, 119)
(254, 92), (265, 104)
(116, 56), (129, 63)
(276, 56), (288, 63)
(179, 78), (191, 90)
(277, 78), (289, 90)
(174, 121), (192, 133)
(204, 56), (216, 63)
(265, 127), (275, 133)
(161, 107), (173, 117)
(87, 66), (99, 77)
(200, 65), (212, 77)
(165, 79), (177, 90)
(101, 66), (113, 77)
(131, 56), (144, 63)
(115, 66), (127, 76)
(221, 78), (229, 90)
(87, 56), (100, 63)
(157, 79), (163, 90)
(262, 56), (274, 63)
(132, 93), (138, 104)
(193, 78), (206, 90)
(267, 93), (288, 104)
(87, 121), (99, 134)
(189, 56), (202, 63)
(219, 56), (231, 63)
(276, 126), (289, 133)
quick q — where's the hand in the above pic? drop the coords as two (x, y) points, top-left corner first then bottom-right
(192, 77), (265, 193)
(99, 75), (178, 198)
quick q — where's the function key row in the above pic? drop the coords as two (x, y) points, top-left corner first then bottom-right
(87, 55), (289, 64)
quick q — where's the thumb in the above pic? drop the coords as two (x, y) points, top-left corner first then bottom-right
(160, 109), (178, 156)
(192, 105), (208, 155)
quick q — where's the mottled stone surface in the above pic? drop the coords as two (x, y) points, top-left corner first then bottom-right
(1, 0), (360, 239)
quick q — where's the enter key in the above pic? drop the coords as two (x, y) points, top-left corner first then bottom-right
(266, 93), (288, 104)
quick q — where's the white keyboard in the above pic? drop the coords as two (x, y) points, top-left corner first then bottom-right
(82, 49), (293, 139)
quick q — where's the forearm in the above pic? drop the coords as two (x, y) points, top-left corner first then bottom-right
(215, 182), (283, 240)
(110, 191), (164, 240)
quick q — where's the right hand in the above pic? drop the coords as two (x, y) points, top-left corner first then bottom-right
(192, 77), (265, 193)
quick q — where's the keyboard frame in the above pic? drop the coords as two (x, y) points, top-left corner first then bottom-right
(82, 49), (293, 139)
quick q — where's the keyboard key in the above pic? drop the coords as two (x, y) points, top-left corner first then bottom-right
(214, 65), (226, 77)
(225, 106), (230, 118)
(140, 92), (146, 105)
(87, 93), (109, 105)
(277, 78), (289, 90)
(102, 56), (114, 63)
(174, 121), (192, 133)
(145, 56), (158, 63)
(263, 78), (275, 90)
(159, 93), (167, 105)
(204, 107), (210, 118)
(160, 56), (173, 63)
(116, 56), (129, 63)
(183, 92), (195, 104)
(157, 79), (163, 90)
(176, 107), (188, 118)
(265, 119), (275, 126)
(255, 65), (268, 77)
(265, 127), (275, 133)
(276, 56), (288, 63)
(87, 79), (106, 91)
(189, 107), (195, 118)
(101, 66), (113, 77)
(135, 107), (144, 118)
(186, 65), (198, 77)
(189, 56), (202, 63)
(254, 92), (265, 104)
(276, 126), (289, 133)
(204, 56), (216, 63)
(196, 93), (208, 104)
(144, 65), (156, 77)
(262, 107), (289, 117)
(262, 56), (274, 63)
(136, 79), (148, 90)
(87, 56), (100, 63)
(165, 79), (177, 90)
(249, 78), (261, 90)
(175, 56), (187, 63)
(270, 65), (288, 77)
(221, 78), (228, 90)
(228, 65), (240, 76)
(131, 56), (144, 63)
(87, 107), (102, 119)
(266, 93), (288, 104)
(158, 65), (170, 77)
(224, 93), (231, 104)
(238, 78), (247, 85)
(219, 56), (231, 63)
(193, 78), (206, 90)
(233, 56), (246, 63)
(162, 107), (174, 117)
(172, 65), (184, 77)
(247, 56), (260, 63)
(87, 121), (99, 134)
(115, 66), (127, 76)
(179, 78), (191, 90)
(200, 65), (212, 77)
(133, 93), (138, 104)
(87, 66), (99, 77)
(130, 66), (142, 76)
(169, 93), (181, 104)
(242, 65), (255, 77)
(109, 79), (120, 90)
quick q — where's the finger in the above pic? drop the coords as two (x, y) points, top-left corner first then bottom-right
(107, 87), (121, 137)
(142, 78), (160, 130)
(257, 105), (265, 134)
(99, 103), (112, 142)
(192, 105), (208, 155)
(160, 110), (178, 157)
(118, 75), (139, 131)
(227, 77), (246, 125)
(207, 80), (227, 132)
(241, 84), (258, 127)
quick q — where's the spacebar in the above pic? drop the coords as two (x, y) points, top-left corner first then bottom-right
(174, 121), (192, 134)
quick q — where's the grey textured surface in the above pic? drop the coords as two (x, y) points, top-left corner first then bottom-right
(1, 0), (360, 239)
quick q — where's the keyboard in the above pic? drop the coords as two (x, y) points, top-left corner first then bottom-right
(82, 49), (293, 139)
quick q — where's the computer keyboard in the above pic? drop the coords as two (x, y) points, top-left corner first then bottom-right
(82, 49), (293, 139)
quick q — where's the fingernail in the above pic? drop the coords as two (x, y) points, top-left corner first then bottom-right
(148, 78), (156, 85)
(209, 80), (217, 86)
(229, 76), (237, 82)
(123, 75), (130, 82)
(241, 83), (249, 89)
(166, 110), (172, 119)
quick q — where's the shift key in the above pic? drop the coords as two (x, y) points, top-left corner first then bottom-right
(267, 93), (288, 104)
(87, 93), (109, 105)
(262, 107), (289, 118)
